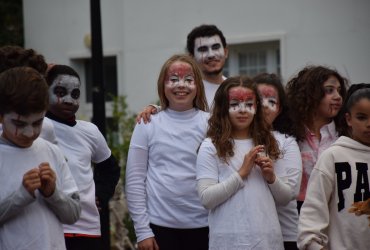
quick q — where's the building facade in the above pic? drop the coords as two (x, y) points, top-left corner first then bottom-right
(23, 0), (370, 119)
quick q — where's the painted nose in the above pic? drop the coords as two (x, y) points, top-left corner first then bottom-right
(22, 125), (35, 138)
(206, 48), (216, 58)
(239, 104), (248, 113)
(177, 80), (186, 88)
(62, 95), (79, 105)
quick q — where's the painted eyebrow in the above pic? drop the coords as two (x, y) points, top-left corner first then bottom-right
(12, 117), (44, 124)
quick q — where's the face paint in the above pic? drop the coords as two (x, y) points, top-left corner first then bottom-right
(258, 85), (279, 112)
(49, 75), (81, 106)
(194, 35), (225, 63)
(1, 111), (45, 147)
(165, 62), (196, 90)
(228, 87), (256, 114)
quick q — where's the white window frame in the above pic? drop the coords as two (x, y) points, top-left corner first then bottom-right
(225, 32), (286, 78)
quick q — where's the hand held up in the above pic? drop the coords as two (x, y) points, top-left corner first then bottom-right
(38, 162), (56, 197)
(238, 145), (265, 179)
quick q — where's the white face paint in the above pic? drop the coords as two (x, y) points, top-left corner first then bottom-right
(49, 75), (81, 106)
(262, 97), (278, 112)
(194, 35), (225, 63)
(1, 111), (45, 147)
(228, 87), (256, 114)
(166, 74), (196, 90)
(229, 100), (256, 114)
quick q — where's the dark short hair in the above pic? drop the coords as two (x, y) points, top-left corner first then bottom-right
(46, 64), (80, 86)
(0, 67), (49, 115)
(186, 24), (227, 55)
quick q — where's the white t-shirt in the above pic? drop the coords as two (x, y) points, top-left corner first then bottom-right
(50, 119), (111, 236)
(203, 77), (226, 109)
(196, 138), (284, 250)
(0, 138), (79, 250)
(126, 108), (209, 242)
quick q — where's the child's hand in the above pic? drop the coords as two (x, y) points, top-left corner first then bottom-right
(255, 155), (276, 184)
(137, 237), (159, 250)
(23, 168), (42, 197)
(136, 105), (158, 124)
(348, 199), (370, 215)
(238, 145), (265, 179)
(38, 162), (56, 197)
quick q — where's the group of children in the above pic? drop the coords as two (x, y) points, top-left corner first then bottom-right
(1, 43), (369, 249)
(126, 53), (370, 250)
(0, 46), (120, 250)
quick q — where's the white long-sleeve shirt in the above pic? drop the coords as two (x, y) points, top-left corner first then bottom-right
(0, 137), (80, 250)
(125, 108), (209, 242)
(196, 138), (284, 250)
(273, 131), (302, 242)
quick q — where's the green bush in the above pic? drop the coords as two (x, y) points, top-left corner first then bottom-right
(106, 95), (137, 245)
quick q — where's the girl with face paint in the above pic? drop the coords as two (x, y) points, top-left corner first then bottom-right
(298, 84), (370, 250)
(285, 65), (348, 214)
(126, 54), (209, 250)
(254, 73), (302, 250)
(0, 67), (80, 250)
(196, 76), (286, 250)
(45, 65), (120, 250)
(135, 24), (228, 122)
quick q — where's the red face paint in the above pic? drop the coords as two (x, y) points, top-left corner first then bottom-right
(258, 85), (278, 99)
(228, 87), (255, 102)
(166, 62), (194, 81)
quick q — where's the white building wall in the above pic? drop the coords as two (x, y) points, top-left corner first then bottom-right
(23, 0), (370, 118)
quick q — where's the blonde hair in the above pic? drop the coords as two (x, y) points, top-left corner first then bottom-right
(157, 54), (208, 111)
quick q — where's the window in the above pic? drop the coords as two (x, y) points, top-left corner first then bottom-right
(224, 40), (280, 77)
(84, 56), (118, 102)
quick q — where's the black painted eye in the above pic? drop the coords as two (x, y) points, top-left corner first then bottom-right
(71, 89), (80, 99)
(54, 86), (67, 97)
(197, 46), (208, 52)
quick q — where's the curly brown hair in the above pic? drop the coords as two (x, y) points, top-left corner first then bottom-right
(0, 46), (47, 75)
(285, 65), (348, 141)
(208, 76), (280, 163)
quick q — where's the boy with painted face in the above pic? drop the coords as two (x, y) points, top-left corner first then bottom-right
(186, 24), (228, 107)
(0, 45), (58, 144)
(0, 67), (80, 250)
(45, 64), (120, 250)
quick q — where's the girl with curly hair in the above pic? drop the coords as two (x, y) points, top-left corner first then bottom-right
(298, 83), (370, 250)
(196, 76), (286, 250)
(285, 65), (348, 212)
